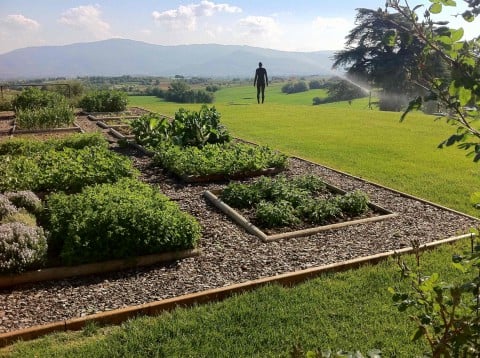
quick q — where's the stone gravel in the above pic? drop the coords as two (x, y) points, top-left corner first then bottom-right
(0, 120), (479, 334)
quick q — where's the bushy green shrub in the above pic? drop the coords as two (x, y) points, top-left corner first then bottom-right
(281, 81), (309, 94)
(46, 178), (201, 265)
(79, 90), (128, 112)
(0, 222), (47, 273)
(0, 146), (138, 192)
(12, 87), (66, 111)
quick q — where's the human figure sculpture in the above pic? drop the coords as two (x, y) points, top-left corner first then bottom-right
(253, 62), (268, 104)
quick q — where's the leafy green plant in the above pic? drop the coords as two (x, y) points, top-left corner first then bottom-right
(0, 132), (107, 156)
(220, 182), (264, 209)
(46, 178), (201, 265)
(16, 102), (75, 129)
(390, 237), (480, 357)
(0, 146), (138, 193)
(255, 200), (300, 228)
(169, 105), (230, 148)
(12, 87), (66, 111)
(299, 199), (342, 225)
(221, 175), (370, 228)
(335, 190), (369, 217)
(131, 113), (170, 148)
(79, 90), (128, 112)
(154, 142), (288, 177)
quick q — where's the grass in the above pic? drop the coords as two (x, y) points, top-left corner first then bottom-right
(2, 239), (477, 357)
(3, 85), (479, 357)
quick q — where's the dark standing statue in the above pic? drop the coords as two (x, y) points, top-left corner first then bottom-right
(253, 62), (268, 104)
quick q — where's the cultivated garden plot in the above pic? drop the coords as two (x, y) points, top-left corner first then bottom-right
(204, 175), (397, 242)
(0, 142), (478, 334)
(0, 104), (479, 336)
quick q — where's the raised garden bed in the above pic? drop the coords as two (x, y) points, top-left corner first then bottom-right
(204, 178), (397, 241)
(0, 248), (200, 288)
(0, 147), (478, 335)
(109, 126), (135, 140)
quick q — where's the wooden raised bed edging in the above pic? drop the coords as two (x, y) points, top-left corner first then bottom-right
(204, 188), (397, 242)
(0, 248), (201, 289)
(11, 121), (84, 135)
(0, 232), (474, 348)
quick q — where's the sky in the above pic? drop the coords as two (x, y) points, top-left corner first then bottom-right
(0, 0), (478, 55)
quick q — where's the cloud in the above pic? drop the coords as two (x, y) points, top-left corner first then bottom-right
(59, 5), (111, 39)
(312, 16), (351, 32)
(237, 16), (281, 38)
(1, 14), (40, 31)
(152, 1), (241, 31)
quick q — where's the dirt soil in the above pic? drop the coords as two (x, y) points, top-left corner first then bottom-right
(0, 109), (478, 333)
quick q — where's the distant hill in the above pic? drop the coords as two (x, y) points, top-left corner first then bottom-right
(0, 39), (336, 80)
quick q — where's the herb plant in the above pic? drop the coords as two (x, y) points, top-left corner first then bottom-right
(221, 175), (371, 228)
(46, 178), (201, 265)
(154, 142), (288, 177)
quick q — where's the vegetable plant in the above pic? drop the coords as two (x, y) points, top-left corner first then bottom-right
(131, 113), (170, 148)
(169, 105), (230, 148)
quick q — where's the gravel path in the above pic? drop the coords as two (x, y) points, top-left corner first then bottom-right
(1, 120), (479, 333)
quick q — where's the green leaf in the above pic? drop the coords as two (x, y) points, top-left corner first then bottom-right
(429, 3), (442, 13)
(458, 87), (472, 106)
(449, 28), (464, 42)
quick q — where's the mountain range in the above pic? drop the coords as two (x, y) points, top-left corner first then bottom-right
(0, 39), (336, 80)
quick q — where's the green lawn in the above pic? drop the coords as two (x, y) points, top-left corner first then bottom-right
(2, 240), (476, 357)
(3, 88), (479, 357)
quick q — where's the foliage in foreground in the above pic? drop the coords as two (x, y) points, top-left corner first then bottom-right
(154, 142), (288, 177)
(391, 236), (480, 357)
(45, 178), (201, 265)
(221, 175), (370, 228)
